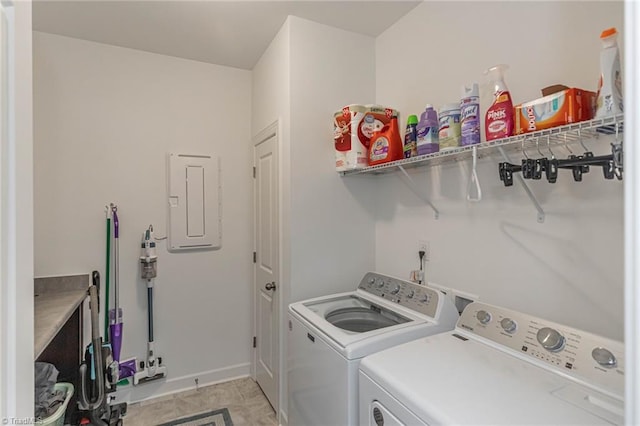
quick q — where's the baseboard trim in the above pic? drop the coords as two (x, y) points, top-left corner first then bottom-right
(113, 362), (251, 404)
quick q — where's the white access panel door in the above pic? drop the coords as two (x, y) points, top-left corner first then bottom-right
(167, 153), (221, 251)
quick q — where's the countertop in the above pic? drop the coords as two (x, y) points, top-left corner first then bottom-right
(34, 274), (89, 358)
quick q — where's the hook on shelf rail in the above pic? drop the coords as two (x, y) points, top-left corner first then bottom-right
(497, 147), (545, 223)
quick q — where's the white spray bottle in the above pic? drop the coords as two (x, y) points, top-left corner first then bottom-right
(596, 27), (623, 117)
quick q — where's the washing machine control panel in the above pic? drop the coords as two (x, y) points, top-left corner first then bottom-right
(358, 272), (439, 318)
(457, 302), (624, 397)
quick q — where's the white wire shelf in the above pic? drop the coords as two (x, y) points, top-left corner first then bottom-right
(339, 113), (624, 176)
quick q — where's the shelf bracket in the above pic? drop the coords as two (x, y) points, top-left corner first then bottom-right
(498, 147), (545, 223)
(397, 165), (440, 219)
(467, 146), (482, 202)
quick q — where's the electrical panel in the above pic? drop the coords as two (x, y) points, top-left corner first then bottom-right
(167, 153), (221, 251)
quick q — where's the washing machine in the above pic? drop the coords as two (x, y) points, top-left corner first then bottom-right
(287, 272), (459, 426)
(359, 301), (625, 425)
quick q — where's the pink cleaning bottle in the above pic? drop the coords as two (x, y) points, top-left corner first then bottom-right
(485, 65), (514, 141)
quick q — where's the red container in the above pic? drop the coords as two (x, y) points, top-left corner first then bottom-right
(368, 117), (403, 166)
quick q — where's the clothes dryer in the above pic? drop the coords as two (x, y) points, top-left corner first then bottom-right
(359, 301), (624, 425)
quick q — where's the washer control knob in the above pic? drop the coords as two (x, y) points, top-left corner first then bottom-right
(407, 290), (415, 299)
(390, 285), (400, 295)
(476, 310), (492, 324)
(592, 347), (617, 368)
(537, 327), (565, 352)
(500, 318), (517, 333)
(420, 294), (430, 303)
(376, 279), (385, 288)
(368, 277), (375, 285)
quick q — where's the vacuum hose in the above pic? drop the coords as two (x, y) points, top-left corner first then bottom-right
(78, 285), (108, 425)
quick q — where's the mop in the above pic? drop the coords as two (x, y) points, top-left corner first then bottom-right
(104, 206), (111, 341)
(109, 205), (123, 366)
(108, 204), (137, 381)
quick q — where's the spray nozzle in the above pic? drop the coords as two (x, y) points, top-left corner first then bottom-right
(485, 64), (509, 78)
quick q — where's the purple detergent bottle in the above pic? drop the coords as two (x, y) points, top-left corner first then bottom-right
(416, 105), (439, 155)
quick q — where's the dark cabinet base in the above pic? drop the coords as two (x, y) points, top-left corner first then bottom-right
(37, 304), (82, 425)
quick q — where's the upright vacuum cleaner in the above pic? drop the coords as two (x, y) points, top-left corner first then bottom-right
(134, 225), (167, 385)
(78, 273), (127, 425)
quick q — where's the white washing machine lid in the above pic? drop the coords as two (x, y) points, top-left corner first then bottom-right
(289, 290), (449, 360)
(360, 331), (624, 425)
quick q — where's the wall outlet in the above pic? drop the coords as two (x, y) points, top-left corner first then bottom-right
(418, 240), (430, 261)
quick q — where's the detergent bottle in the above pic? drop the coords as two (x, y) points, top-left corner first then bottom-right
(368, 116), (403, 166)
(485, 65), (514, 141)
(403, 115), (418, 158)
(416, 105), (439, 155)
(595, 27), (623, 117)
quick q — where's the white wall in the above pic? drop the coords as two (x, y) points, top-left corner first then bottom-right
(33, 32), (253, 401)
(0, 0), (34, 417)
(252, 20), (292, 323)
(374, 1), (624, 340)
(288, 16), (377, 303)
(252, 16), (378, 422)
(252, 19), (291, 423)
(287, 16), (378, 421)
(624, 0), (640, 420)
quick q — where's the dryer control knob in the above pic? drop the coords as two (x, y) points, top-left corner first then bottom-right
(592, 347), (617, 368)
(420, 294), (430, 303)
(376, 279), (385, 288)
(407, 290), (415, 299)
(500, 318), (517, 333)
(368, 277), (375, 285)
(390, 285), (400, 295)
(537, 327), (565, 352)
(476, 310), (492, 324)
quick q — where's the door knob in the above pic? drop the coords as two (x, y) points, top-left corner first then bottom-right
(265, 282), (276, 291)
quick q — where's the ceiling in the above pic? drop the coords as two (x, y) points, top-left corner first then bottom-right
(33, 0), (421, 70)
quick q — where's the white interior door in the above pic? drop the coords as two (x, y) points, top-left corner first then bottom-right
(1, 0), (34, 417)
(253, 124), (279, 412)
(0, 1), (11, 416)
(0, 3), (7, 416)
(625, 1), (640, 423)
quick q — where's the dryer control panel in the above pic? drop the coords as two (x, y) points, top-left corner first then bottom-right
(457, 301), (624, 398)
(357, 272), (440, 318)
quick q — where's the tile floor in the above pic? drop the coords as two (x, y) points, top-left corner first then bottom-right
(124, 377), (278, 426)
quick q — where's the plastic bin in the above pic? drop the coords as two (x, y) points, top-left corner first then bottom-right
(39, 383), (74, 426)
